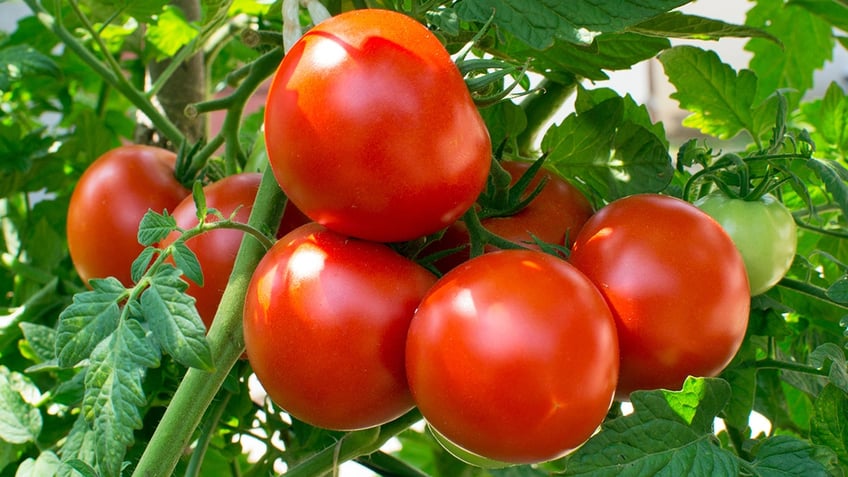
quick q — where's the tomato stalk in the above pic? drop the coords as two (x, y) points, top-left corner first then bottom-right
(132, 167), (288, 477)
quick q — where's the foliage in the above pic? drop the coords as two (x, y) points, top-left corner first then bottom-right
(0, 0), (846, 476)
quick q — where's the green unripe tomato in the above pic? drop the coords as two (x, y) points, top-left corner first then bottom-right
(695, 192), (797, 295)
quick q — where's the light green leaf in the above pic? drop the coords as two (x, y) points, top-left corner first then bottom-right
(146, 5), (199, 59)
(455, 0), (691, 49)
(171, 240), (204, 286)
(562, 377), (737, 476)
(0, 44), (61, 91)
(19, 322), (56, 362)
(0, 368), (42, 445)
(658, 45), (758, 140)
(788, 0), (848, 33)
(14, 451), (62, 477)
(137, 209), (177, 246)
(83, 320), (159, 477)
(629, 11), (779, 42)
(55, 278), (126, 367)
(85, 0), (168, 23)
(141, 266), (212, 370)
(811, 384), (848, 470)
(804, 158), (848, 220)
(800, 82), (848, 157)
(748, 435), (838, 476)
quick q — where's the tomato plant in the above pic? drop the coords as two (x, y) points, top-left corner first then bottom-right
(695, 192), (797, 296)
(66, 145), (189, 286)
(243, 223), (437, 430)
(569, 194), (751, 398)
(264, 9), (492, 242)
(406, 249), (618, 464)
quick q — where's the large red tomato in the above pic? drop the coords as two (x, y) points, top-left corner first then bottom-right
(406, 249), (618, 464)
(243, 223), (437, 430)
(264, 9), (491, 242)
(569, 194), (750, 399)
(67, 145), (189, 286)
(160, 173), (309, 329)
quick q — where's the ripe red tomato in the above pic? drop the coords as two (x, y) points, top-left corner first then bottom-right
(243, 223), (437, 430)
(160, 173), (309, 329)
(406, 249), (618, 464)
(264, 9), (491, 242)
(67, 145), (189, 286)
(569, 194), (750, 399)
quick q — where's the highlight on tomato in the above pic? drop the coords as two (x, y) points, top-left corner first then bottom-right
(67, 145), (189, 286)
(242, 223), (437, 431)
(405, 249), (619, 464)
(264, 9), (491, 242)
(569, 193), (750, 399)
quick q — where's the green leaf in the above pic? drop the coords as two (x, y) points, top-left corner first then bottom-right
(800, 82), (848, 157)
(0, 44), (61, 91)
(455, 0), (691, 49)
(55, 278), (126, 367)
(137, 209), (177, 246)
(787, 0), (848, 35)
(130, 246), (157, 283)
(629, 11), (779, 42)
(85, 0), (168, 23)
(0, 368), (42, 445)
(748, 435), (838, 476)
(658, 45), (758, 140)
(82, 319), (159, 477)
(192, 180), (207, 223)
(542, 97), (673, 201)
(14, 451), (62, 477)
(561, 377), (738, 476)
(804, 158), (848, 219)
(809, 343), (848, 393)
(811, 384), (848, 470)
(146, 5), (199, 59)
(827, 277), (848, 305)
(141, 266), (212, 370)
(19, 322), (56, 362)
(171, 240), (204, 286)
(575, 86), (669, 148)
(745, 0), (834, 105)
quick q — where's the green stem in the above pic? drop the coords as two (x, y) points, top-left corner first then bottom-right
(284, 409), (423, 477)
(67, 0), (126, 86)
(778, 277), (848, 310)
(23, 0), (185, 146)
(755, 358), (830, 377)
(184, 388), (233, 477)
(516, 79), (578, 155)
(132, 167), (287, 477)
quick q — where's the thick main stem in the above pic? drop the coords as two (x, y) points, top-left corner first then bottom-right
(132, 167), (286, 477)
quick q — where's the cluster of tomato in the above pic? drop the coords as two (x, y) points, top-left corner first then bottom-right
(66, 7), (799, 468)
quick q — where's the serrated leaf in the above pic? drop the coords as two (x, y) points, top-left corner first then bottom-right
(804, 158), (848, 219)
(55, 278), (126, 367)
(562, 377), (737, 476)
(658, 45), (758, 140)
(790, 0), (848, 31)
(58, 414), (97, 474)
(800, 82), (848, 157)
(0, 44), (61, 91)
(629, 11), (779, 42)
(130, 246), (157, 283)
(82, 320), (159, 477)
(809, 343), (848, 393)
(146, 5), (199, 59)
(811, 384), (848, 469)
(0, 369), (42, 445)
(455, 0), (690, 49)
(745, 0), (834, 105)
(19, 322), (56, 362)
(575, 86), (669, 148)
(14, 451), (62, 477)
(542, 97), (672, 201)
(172, 240), (204, 286)
(748, 435), (837, 476)
(141, 266), (212, 370)
(137, 209), (177, 246)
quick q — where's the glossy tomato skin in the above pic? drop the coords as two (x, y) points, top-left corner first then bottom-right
(264, 9), (491, 242)
(569, 194), (750, 399)
(695, 192), (797, 296)
(406, 249), (618, 464)
(160, 173), (309, 329)
(67, 145), (189, 286)
(243, 223), (437, 430)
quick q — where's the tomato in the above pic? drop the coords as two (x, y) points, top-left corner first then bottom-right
(160, 173), (309, 329)
(569, 194), (750, 399)
(695, 192), (797, 295)
(405, 249), (618, 464)
(423, 161), (594, 272)
(243, 223), (437, 430)
(264, 9), (491, 242)
(67, 145), (189, 286)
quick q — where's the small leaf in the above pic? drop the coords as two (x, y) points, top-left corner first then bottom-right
(809, 343), (848, 393)
(141, 266), (212, 370)
(748, 435), (838, 476)
(145, 5), (199, 59)
(804, 158), (848, 219)
(827, 277), (848, 305)
(0, 368), (41, 445)
(130, 246), (157, 283)
(13, 451), (62, 477)
(55, 278), (126, 367)
(18, 322), (56, 362)
(172, 241), (204, 286)
(0, 44), (61, 91)
(137, 209), (177, 246)
(811, 384), (848, 470)
(629, 11), (779, 42)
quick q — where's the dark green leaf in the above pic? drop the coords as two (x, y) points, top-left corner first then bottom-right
(809, 343), (848, 393)
(575, 86), (669, 148)
(137, 209), (177, 246)
(426, 7), (460, 36)
(18, 322), (56, 362)
(658, 45), (758, 140)
(141, 266), (212, 370)
(130, 246), (157, 283)
(455, 0), (690, 49)
(811, 384), (848, 470)
(0, 368), (42, 444)
(171, 240), (204, 286)
(83, 319), (159, 477)
(629, 11), (779, 42)
(827, 277), (848, 305)
(55, 278), (126, 367)
(748, 435), (837, 476)
(0, 44), (61, 91)
(561, 377), (738, 476)
(804, 158), (848, 219)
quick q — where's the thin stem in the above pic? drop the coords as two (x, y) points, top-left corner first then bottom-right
(132, 167), (287, 477)
(184, 388), (233, 477)
(67, 0), (126, 85)
(755, 358), (830, 377)
(778, 277), (848, 310)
